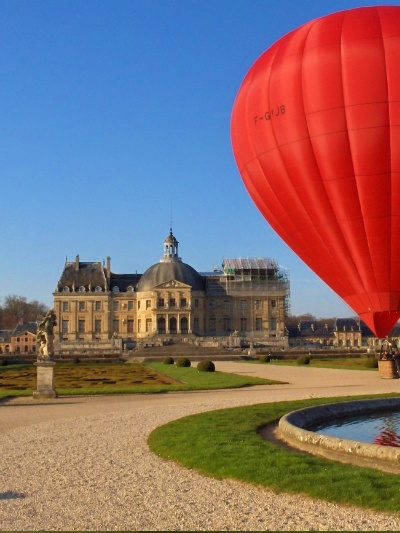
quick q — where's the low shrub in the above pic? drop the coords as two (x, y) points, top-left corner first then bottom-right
(365, 357), (378, 368)
(197, 360), (215, 372)
(176, 357), (191, 368)
(0, 360), (8, 367)
(73, 357), (80, 364)
(163, 356), (174, 365)
(259, 355), (270, 363)
(296, 355), (311, 365)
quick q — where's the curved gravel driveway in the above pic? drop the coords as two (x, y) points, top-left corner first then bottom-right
(1, 362), (399, 531)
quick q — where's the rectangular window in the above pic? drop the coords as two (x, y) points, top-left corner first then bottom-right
(158, 298), (164, 308)
(138, 319), (141, 333)
(78, 301), (85, 311)
(128, 300), (134, 311)
(208, 317), (216, 332)
(169, 298), (176, 308)
(255, 299), (262, 310)
(95, 301), (102, 311)
(240, 300), (247, 310)
(138, 301), (141, 310)
(270, 317), (277, 330)
(256, 317), (262, 331)
(146, 318), (152, 332)
(193, 317), (199, 333)
(223, 317), (230, 332)
(95, 319), (101, 333)
(113, 301), (119, 311)
(127, 319), (134, 333)
(62, 301), (69, 312)
(78, 320), (85, 334)
(240, 317), (247, 332)
(194, 299), (199, 308)
(223, 300), (230, 309)
(271, 300), (276, 308)
(146, 300), (151, 309)
(180, 298), (187, 308)
(113, 319), (119, 333)
(62, 320), (69, 334)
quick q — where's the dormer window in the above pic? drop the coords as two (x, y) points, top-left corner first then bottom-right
(95, 286), (103, 292)
(63, 286), (70, 292)
(112, 286), (119, 293)
(78, 286), (86, 292)
(127, 286), (134, 292)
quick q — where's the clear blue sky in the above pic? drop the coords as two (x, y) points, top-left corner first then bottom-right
(1, 0), (396, 317)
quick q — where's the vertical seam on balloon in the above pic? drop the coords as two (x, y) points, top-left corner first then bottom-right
(267, 24), (343, 268)
(339, 10), (375, 313)
(377, 7), (393, 309)
(299, 16), (366, 301)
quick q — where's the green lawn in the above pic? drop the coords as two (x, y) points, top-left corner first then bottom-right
(0, 361), (282, 397)
(260, 356), (378, 370)
(148, 393), (400, 514)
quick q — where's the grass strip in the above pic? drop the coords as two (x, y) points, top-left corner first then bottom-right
(0, 362), (283, 397)
(148, 393), (400, 514)
(146, 362), (282, 390)
(265, 357), (377, 370)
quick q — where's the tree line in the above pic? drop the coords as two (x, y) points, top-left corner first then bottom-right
(0, 295), (49, 330)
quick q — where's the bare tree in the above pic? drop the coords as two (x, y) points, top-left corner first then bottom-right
(0, 295), (49, 329)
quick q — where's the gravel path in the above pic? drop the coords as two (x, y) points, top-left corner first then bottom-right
(0, 363), (399, 531)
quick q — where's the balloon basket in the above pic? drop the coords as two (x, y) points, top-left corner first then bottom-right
(378, 360), (398, 379)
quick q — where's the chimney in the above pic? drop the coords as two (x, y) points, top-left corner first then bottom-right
(75, 255), (80, 271)
(106, 256), (111, 283)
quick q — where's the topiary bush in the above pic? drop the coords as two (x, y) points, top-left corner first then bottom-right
(259, 355), (271, 363)
(296, 355), (311, 365)
(365, 357), (378, 368)
(163, 356), (174, 365)
(197, 360), (215, 372)
(176, 357), (191, 368)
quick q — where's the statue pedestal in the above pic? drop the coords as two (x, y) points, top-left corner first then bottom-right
(33, 361), (58, 399)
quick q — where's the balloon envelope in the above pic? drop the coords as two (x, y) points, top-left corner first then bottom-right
(231, 6), (400, 338)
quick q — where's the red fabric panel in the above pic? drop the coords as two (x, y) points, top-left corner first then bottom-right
(231, 6), (400, 337)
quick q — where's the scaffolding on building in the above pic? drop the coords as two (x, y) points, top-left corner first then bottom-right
(203, 257), (290, 317)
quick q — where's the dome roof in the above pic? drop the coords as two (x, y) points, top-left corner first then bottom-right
(137, 261), (204, 292)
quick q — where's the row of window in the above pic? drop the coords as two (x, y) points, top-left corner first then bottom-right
(61, 316), (277, 335)
(61, 298), (196, 312)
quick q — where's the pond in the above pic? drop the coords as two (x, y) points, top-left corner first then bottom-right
(311, 410), (400, 447)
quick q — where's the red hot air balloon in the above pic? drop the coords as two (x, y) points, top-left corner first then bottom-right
(231, 6), (400, 338)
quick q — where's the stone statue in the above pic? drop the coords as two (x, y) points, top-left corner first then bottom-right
(37, 309), (57, 361)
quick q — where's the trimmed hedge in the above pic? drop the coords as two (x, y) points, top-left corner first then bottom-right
(296, 355), (311, 365)
(163, 356), (174, 365)
(197, 360), (215, 372)
(259, 355), (271, 363)
(176, 357), (191, 368)
(365, 358), (378, 368)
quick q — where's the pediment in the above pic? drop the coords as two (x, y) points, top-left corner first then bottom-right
(154, 279), (191, 290)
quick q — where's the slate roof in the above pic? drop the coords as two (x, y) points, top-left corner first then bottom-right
(334, 318), (361, 331)
(12, 322), (38, 335)
(136, 262), (205, 292)
(109, 273), (142, 293)
(0, 330), (12, 342)
(56, 261), (107, 292)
